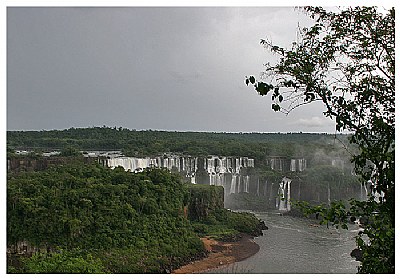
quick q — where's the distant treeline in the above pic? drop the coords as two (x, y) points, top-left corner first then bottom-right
(7, 126), (354, 162)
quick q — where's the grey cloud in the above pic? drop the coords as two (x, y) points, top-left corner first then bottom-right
(7, 7), (332, 133)
(292, 116), (334, 128)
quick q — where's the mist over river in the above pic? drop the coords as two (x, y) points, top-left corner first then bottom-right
(209, 211), (360, 274)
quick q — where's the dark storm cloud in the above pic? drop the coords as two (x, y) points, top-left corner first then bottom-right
(7, 7), (335, 132)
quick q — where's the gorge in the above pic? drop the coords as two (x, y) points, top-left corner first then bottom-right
(105, 154), (363, 212)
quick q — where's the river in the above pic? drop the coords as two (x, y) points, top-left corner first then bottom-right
(209, 210), (360, 274)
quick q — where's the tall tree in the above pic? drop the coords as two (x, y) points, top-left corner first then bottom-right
(246, 7), (394, 273)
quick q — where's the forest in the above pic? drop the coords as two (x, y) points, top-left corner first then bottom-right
(7, 127), (357, 273)
(7, 161), (266, 273)
(7, 126), (354, 161)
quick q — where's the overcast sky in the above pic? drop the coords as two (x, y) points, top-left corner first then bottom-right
(7, 7), (337, 133)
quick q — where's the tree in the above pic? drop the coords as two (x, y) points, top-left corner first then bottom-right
(246, 7), (394, 273)
(21, 250), (106, 274)
(60, 146), (80, 157)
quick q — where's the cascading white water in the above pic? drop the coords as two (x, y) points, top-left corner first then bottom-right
(328, 184), (331, 204)
(209, 172), (226, 186)
(363, 183), (368, 199)
(244, 175), (250, 193)
(230, 175), (237, 194)
(264, 179), (268, 196)
(290, 159), (296, 172)
(367, 180), (383, 202)
(108, 156), (198, 173)
(277, 177), (292, 211)
(108, 155), (255, 192)
(269, 157), (307, 172)
(202, 156), (254, 175)
(360, 183), (368, 200)
(235, 158), (240, 174)
(275, 183), (280, 208)
(296, 158), (306, 172)
(278, 181), (286, 211)
(286, 178), (291, 211)
(217, 173), (224, 186)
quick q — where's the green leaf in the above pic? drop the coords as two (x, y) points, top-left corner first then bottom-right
(249, 76), (255, 84)
(272, 104), (281, 111)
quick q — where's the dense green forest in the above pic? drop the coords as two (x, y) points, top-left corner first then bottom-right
(7, 127), (358, 273)
(7, 161), (266, 273)
(7, 126), (353, 161)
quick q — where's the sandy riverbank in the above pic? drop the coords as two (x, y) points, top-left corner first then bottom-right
(172, 233), (259, 274)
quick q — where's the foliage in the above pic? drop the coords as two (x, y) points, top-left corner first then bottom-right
(7, 162), (204, 273)
(7, 162), (267, 273)
(187, 184), (224, 221)
(21, 249), (106, 274)
(7, 126), (352, 163)
(191, 208), (267, 240)
(246, 6), (395, 273)
(59, 146), (80, 157)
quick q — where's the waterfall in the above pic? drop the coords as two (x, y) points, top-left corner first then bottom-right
(360, 183), (368, 200)
(108, 155), (255, 190)
(275, 183), (280, 208)
(298, 182), (301, 200)
(249, 159), (255, 167)
(209, 173), (226, 186)
(286, 178), (291, 211)
(230, 175), (237, 194)
(244, 175), (250, 193)
(264, 179), (268, 197)
(299, 159), (306, 172)
(290, 159), (296, 172)
(327, 184), (331, 204)
(257, 178), (260, 196)
(277, 177), (292, 211)
(363, 183), (368, 199)
(278, 181), (286, 210)
(220, 174), (224, 186)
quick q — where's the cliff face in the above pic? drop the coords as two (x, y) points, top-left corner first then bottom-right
(187, 184), (224, 221)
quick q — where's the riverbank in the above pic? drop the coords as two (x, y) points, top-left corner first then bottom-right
(172, 233), (259, 274)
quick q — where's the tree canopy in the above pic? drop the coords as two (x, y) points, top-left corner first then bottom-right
(7, 161), (267, 273)
(246, 6), (395, 273)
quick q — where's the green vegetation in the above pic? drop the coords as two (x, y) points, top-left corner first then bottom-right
(247, 6), (394, 273)
(187, 185), (266, 240)
(7, 127), (353, 162)
(20, 249), (106, 274)
(187, 184), (224, 221)
(191, 209), (267, 241)
(7, 162), (265, 274)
